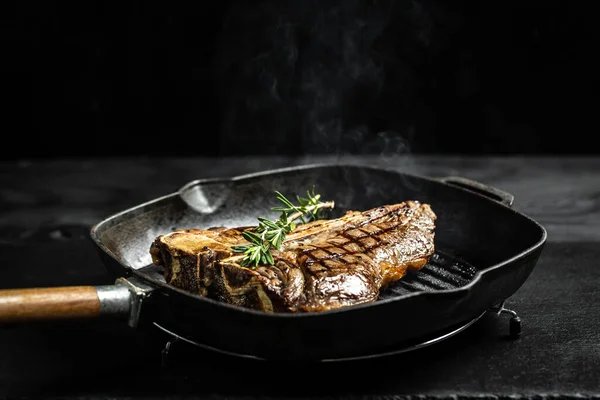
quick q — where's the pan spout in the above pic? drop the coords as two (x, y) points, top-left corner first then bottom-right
(178, 180), (234, 214)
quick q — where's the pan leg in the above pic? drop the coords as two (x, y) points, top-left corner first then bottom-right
(161, 336), (181, 368)
(489, 300), (522, 339)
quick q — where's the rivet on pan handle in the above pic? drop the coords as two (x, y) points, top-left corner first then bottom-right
(438, 176), (514, 207)
(112, 276), (156, 328)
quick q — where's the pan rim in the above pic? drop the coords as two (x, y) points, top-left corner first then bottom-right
(90, 162), (548, 318)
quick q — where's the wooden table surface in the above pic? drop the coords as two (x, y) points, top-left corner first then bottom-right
(0, 155), (599, 399)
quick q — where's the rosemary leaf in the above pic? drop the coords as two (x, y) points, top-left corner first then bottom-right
(231, 188), (334, 268)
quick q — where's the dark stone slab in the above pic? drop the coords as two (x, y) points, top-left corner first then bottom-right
(1, 156), (598, 398)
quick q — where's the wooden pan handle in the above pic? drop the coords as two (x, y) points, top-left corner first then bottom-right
(0, 286), (101, 323)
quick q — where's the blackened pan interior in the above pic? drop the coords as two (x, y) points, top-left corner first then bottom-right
(90, 164), (546, 361)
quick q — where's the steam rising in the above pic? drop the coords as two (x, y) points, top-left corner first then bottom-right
(214, 0), (437, 156)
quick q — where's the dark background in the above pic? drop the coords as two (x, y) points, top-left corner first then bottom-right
(3, 0), (598, 159)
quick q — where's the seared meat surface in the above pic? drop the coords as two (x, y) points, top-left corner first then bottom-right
(150, 201), (436, 312)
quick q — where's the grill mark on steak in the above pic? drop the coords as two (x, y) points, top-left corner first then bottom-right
(289, 203), (435, 311)
(150, 201), (436, 313)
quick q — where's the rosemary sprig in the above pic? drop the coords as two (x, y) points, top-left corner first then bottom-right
(231, 187), (334, 268)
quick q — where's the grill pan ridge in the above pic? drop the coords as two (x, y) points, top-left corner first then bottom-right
(379, 251), (478, 300)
